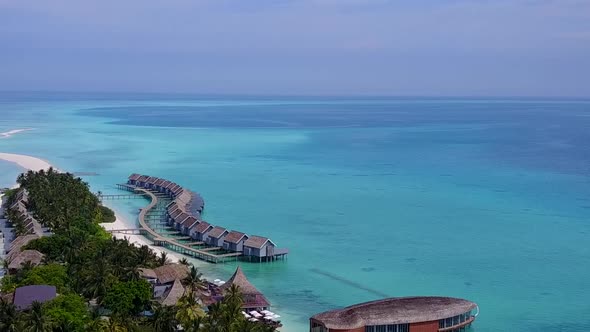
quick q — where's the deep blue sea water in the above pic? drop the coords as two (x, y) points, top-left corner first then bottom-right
(1, 93), (589, 331)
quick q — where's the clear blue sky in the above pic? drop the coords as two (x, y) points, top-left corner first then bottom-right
(1, 0), (589, 97)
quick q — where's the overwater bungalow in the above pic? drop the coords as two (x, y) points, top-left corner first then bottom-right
(206, 226), (229, 247)
(310, 297), (478, 332)
(174, 212), (190, 230)
(223, 231), (249, 252)
(221, 266), (270, 311)
(128, 173), (141, 185)
(154, 178), (166, 191)
(180, 216), (198, 235)
(169, 209), (183, 226)
(192, 221), (213, 241)
(244, 236), (276, 258)
(137, 175), (150, 187)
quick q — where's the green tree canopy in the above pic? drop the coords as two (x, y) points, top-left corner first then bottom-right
(43, 293), (89, 332)
(104, 280), (152, 317)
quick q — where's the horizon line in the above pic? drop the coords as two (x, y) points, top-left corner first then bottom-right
(1, 90), (590, 101)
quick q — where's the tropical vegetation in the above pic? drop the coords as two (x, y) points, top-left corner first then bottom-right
(0, 170), (277, 331)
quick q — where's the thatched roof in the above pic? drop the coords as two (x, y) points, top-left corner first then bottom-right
(137, 175), (149, 182)
(221, 266), (270, 308)
(174, 212), (190, 224)
(244, 236), (275, 249)
(8, 250), (44, 270)
(6, 234), (41, 262)
(225, 231), (248, 244)
(154, 179), (165, 186)
(311, 297), (478, 329)
(138, 268), (157, 279)
(208, 226), (228, 239)
(160, 279), (185, 306)
(153, 264), (190, 284)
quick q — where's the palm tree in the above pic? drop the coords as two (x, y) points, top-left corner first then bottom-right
(182, 266), (204, 296)
(0, 298), (22, 332)
(82, 250), (113, 303)
(158, 252), (170, 266)
(179, 257), (190, 266)
(23, 301), (50, 332)
(150, 302), (178, 332)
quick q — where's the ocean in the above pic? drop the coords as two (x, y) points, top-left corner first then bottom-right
(1, 93), (589, 331)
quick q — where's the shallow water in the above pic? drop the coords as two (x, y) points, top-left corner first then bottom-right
(1, 93), (589, 331)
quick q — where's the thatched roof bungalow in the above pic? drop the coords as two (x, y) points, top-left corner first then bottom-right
(310, 297), (478, 332)
(221, 266), (270, 310)
(8, 249), (44, 272)
(6, 234), (41, 262)
(152, 264), (190, 284)
(159, 279), (185, 306)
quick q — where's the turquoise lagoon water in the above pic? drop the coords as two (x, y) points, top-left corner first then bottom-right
(1, 93), (589, 331)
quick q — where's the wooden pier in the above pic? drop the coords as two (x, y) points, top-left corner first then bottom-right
(132, 188), (243, 264)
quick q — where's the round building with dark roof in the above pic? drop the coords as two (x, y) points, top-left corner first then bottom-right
(310, 296), (478, 332)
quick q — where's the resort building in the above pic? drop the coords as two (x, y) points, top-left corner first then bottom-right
(139, 264), (189, 306)
(190, 221), (213, 241)
(13, 285), (57, 310)
(125, 174), (288, 263)
(309, 297), (478, 332)
(243, 235), (288, 262)
(223, 231), (249, 252)
(206, 226), (229, 247)
(221, 266), (271, 310)
(180, 216), (198, 235)
(4, 234), (44, 273)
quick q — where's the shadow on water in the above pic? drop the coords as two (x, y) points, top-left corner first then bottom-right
(310, 268), (390, 298)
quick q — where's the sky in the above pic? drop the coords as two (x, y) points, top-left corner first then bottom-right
(1, 0), (589, 97)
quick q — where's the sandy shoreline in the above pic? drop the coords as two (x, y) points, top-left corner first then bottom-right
(0, 151), (181, 262)
(0, 152), (54, 172)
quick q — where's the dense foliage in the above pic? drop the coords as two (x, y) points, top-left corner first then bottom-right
(0, 170), (278, 331)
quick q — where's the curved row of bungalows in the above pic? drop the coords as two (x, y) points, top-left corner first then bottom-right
(128, 173), (205, 217)
(9, 189), (46, 237)
(127, 173), (288, 261)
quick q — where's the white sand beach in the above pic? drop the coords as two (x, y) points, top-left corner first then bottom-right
(0, 152), (54, 172)
(0, 128), (33, 139)
(100, 215), (181, 263)
(0, 151), (181, 263)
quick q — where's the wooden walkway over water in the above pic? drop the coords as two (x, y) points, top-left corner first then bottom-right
(129, 188), (243, 264)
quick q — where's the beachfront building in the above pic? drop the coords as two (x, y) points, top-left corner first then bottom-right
(309, 297), (478, 332)
(206, 226), (229, 247)
(223, 231), (248, 252)
(139, 264), (189, 306)
(4, 234), (43, 274)
(221, 266), (271, 310)
(124, 173), (287, 263)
